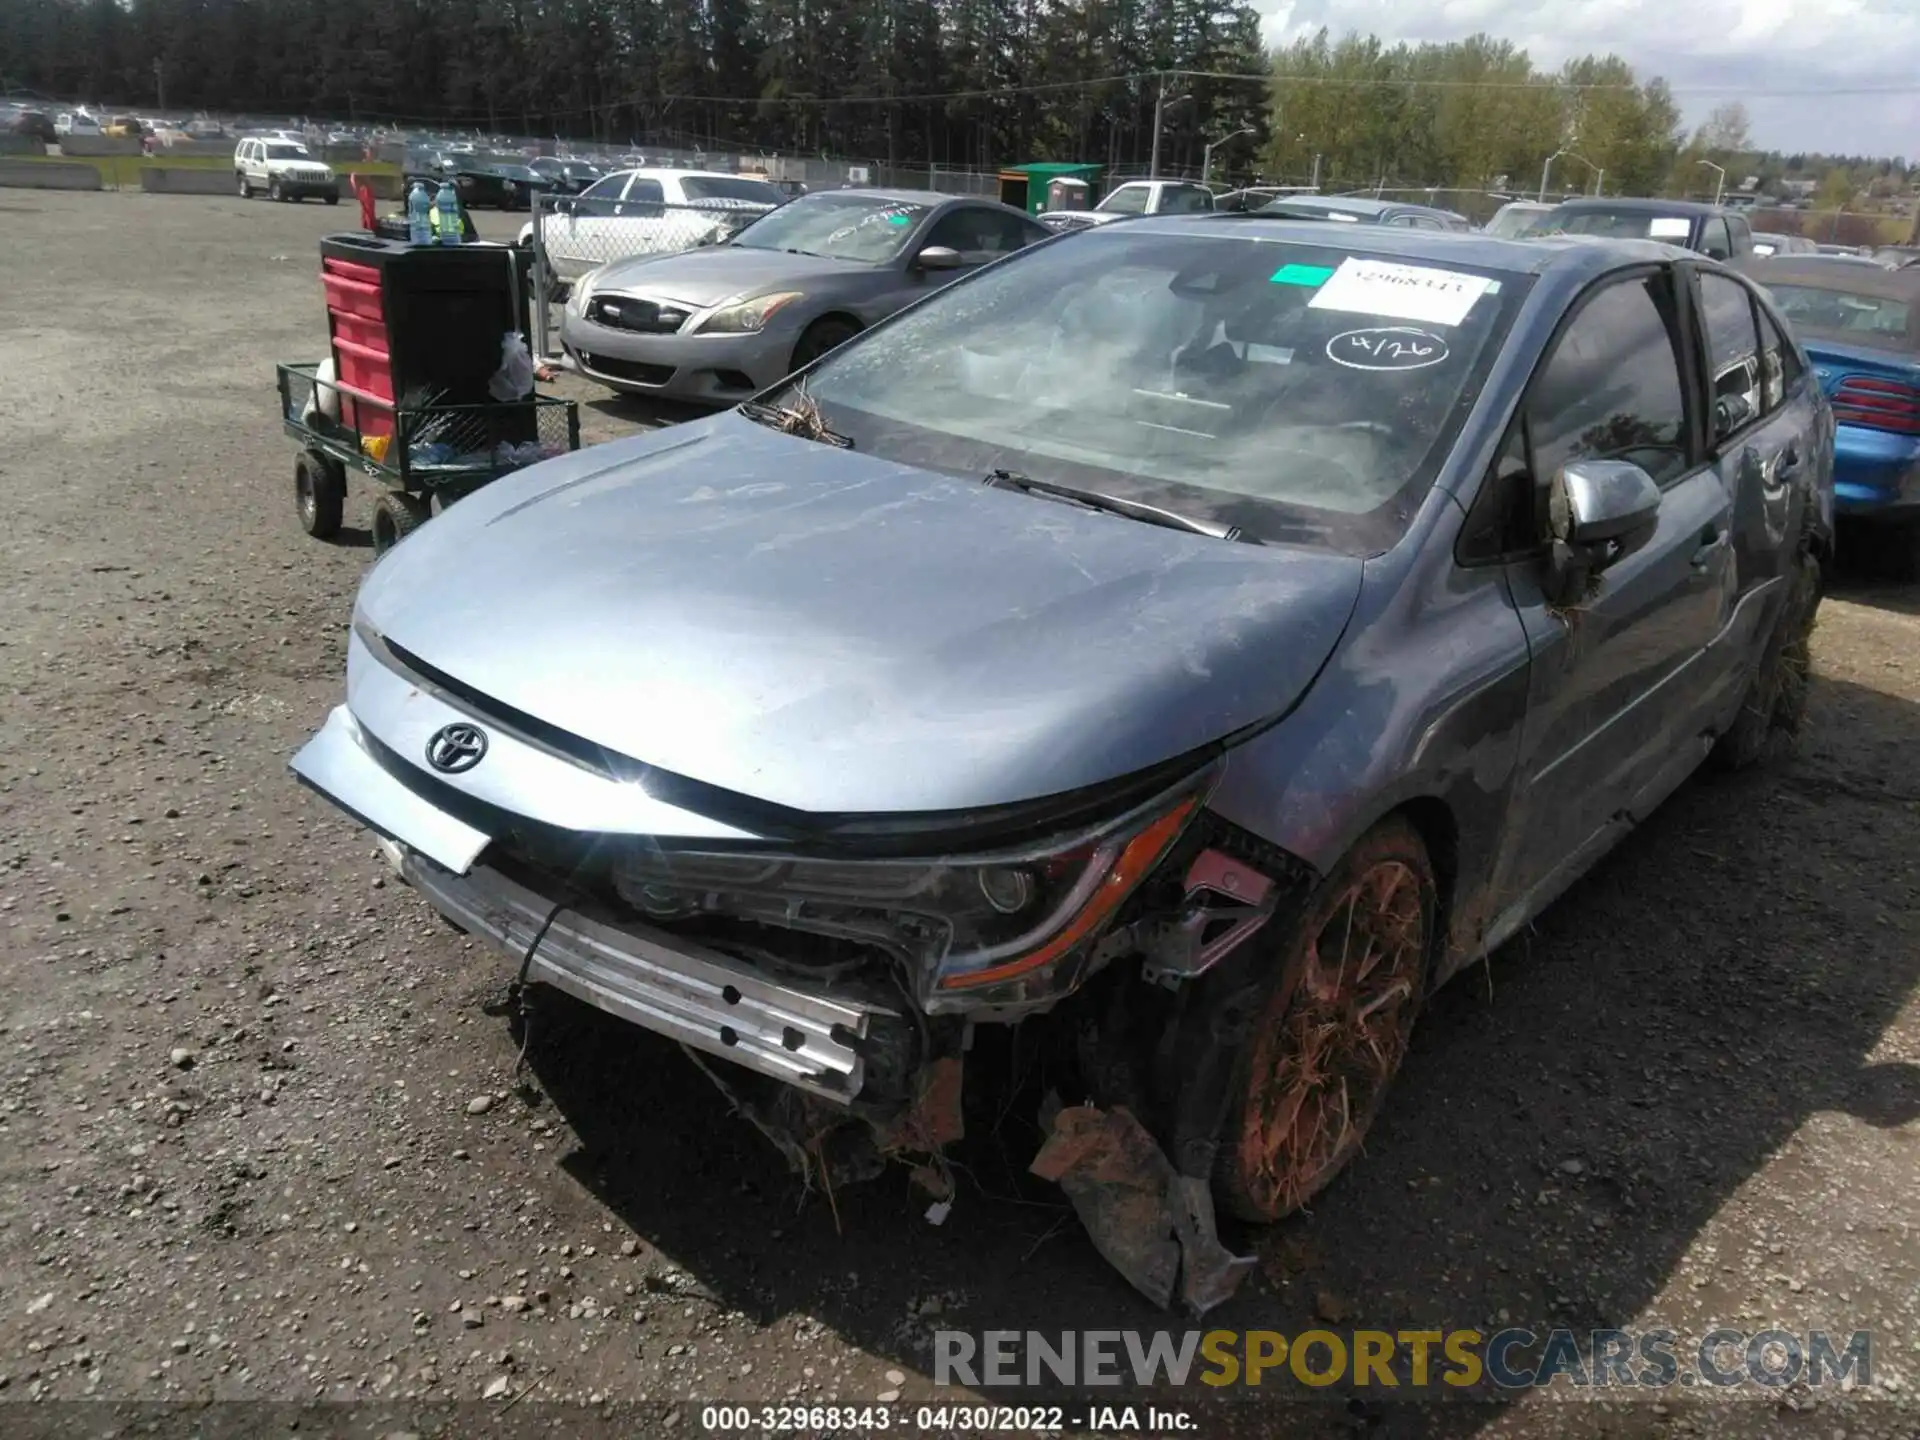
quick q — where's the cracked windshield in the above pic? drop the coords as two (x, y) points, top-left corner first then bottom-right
(803, 232), (1524, 550)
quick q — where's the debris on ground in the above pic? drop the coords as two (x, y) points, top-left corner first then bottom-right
(1030, 1101), (1254, 1313)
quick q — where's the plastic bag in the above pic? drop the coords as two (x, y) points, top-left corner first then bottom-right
(488, 332), (536, 402)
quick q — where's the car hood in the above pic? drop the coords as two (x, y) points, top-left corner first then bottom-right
(355, 415), (1364, 817)
(590, 246), (875, 307)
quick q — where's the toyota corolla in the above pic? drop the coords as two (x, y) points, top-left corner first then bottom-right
(292, 219), (1831, 1311)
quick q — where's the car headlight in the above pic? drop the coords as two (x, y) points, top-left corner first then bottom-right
(607, 777), (1210, 1009)
(568, 269), (602, 313)
(689, 291), (804, 335)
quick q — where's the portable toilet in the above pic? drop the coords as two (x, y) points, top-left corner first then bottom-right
(997, 162), (1102, 215)
(1046, 176), (1091, 212)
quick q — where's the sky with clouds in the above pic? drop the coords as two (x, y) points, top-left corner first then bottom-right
(1254, 0), (1920, 159)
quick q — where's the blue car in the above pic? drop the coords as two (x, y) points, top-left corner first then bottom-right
(1737, 256), (1920, 571)
(292, 220), (1832, 1312)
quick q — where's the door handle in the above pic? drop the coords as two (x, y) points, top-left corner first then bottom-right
(1691, 524), (1729, 568)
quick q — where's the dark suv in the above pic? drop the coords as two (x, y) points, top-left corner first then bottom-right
(1531, 198), (1756, 260)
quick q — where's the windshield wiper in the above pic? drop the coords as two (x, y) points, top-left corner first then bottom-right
(738, 397), (855, 449)
(984, 469), (1257, 544)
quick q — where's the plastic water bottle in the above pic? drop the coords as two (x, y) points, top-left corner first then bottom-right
(434, 179), (461, 245)
(407, 182), (432, 245)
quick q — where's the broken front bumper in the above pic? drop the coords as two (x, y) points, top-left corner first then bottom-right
(395, 846), (893, 1104)
(290, 696), (894, 1105)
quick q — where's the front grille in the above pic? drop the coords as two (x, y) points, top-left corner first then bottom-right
(586, 296), (690, 335)
(579, 353), (675, 387)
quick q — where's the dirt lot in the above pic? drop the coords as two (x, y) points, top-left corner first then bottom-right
(1, 189), (1918, 1439)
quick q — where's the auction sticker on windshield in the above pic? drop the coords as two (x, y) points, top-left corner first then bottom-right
(1327, 326), (1451, 371)
(1308, 257), (1493, 327)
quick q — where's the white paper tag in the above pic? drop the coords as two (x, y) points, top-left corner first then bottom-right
(1648, 217), (1692, 238)
(1306, 258), (1494, 327)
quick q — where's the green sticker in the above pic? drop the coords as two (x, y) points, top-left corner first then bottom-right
(1271, 263), (1336, 287)
(887, 214), (912, 226)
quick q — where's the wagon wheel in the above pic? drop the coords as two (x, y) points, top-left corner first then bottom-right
(371, 493), (430, 554)
(1215, 816), (1433, 1224)
(294, 451), (345, 540)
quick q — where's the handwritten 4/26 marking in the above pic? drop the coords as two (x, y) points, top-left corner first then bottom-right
(1326, 326), (1452, 372)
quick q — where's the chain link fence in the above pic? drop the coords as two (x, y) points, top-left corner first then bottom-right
(529, 189), (779, 359)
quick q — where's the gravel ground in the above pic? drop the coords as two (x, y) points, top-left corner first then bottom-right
(1, 189), (1918, 1439)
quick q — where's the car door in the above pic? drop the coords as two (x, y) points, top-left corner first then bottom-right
(1687, 265), (1822, 707)
(1490, 264), (1736, 909)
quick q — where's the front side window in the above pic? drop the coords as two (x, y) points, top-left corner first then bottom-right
(1699, 218), (1733, 260)
(796, 232), (1528, 553)
(1697, 272), (1761, 432)
(1097, 186), (1150, 215)
(732, 194), (934, 263)
(680, 176), (783, 206)
(1528, 272), (1691, 488)
(920, 207), (1040, 259)
(581, 173), (627, 201)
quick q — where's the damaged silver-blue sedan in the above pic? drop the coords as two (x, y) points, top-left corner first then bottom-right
(291, 218), (1834, 1312)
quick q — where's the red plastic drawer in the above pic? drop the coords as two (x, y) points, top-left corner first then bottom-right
(321, 272), (383, 323)
(329, 311), (389, 358)
(332, 337), (393, 402)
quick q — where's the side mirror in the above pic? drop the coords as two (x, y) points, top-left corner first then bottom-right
(1715, 392), (1754, 436)
(913, 245), (966, 271)
(1544, 459), (1662, 605)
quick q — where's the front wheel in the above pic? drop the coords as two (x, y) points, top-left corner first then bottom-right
(323, 193), (339, 206)
(1214, 816), (1434, 1224)
(269, 178), (285, 202)
(790, 318), (861, 372)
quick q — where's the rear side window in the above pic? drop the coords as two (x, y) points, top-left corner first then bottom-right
(1755, 306), (1804, 413)
(1697, 272), (1761, 435)
(1528, 272), (1692, 488)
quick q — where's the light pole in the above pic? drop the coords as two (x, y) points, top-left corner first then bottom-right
(1538, 149), (1564, 203)
(1699, 159), (1726, 206)
(1201, 126), (1255, 186)
(1148, 78), (1191, 180)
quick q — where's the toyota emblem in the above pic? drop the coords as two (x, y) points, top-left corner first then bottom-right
(426, 722), (488, 774)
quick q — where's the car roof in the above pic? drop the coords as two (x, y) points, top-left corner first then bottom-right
(1124, 214), (1686, 275)
(1261, 195), (1399, 217)
(607, 167), (775, 183)
(1733, 256), (1920, 297)
(1549, 197), (1729, 217)
(806, 187), (969, 205)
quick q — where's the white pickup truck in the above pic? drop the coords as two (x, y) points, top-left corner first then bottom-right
(1038, 179), (1216, 232)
